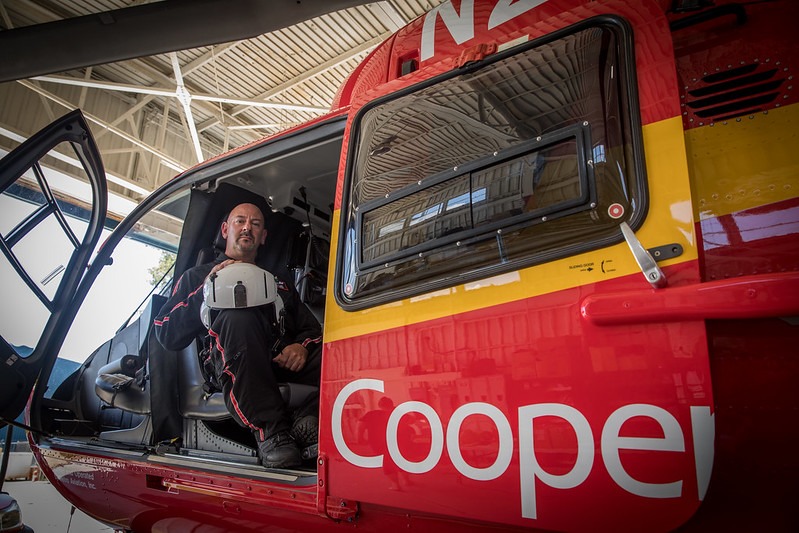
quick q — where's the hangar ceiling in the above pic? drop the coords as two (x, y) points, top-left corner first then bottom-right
(0, 0), (442, 214)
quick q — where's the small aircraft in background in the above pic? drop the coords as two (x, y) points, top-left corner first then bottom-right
(1, 0), (797, 531)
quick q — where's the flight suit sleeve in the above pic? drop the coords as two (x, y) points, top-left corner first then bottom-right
(277, 280), (322, 354)
(153, 266), (208, 350)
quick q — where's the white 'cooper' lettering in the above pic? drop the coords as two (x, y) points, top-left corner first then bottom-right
(332, 378), (384, 468)
(518, 403), (594, 519)
(600, 404), (685, 500)
(421, 0), (551, 61)
(690, 405), (714, 500)
(387, 401), (444, 473)
(332, 379), (716, 522)
(448, 402), (513, 481)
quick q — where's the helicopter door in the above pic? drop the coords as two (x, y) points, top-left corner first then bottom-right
(0, 110), (107, 424)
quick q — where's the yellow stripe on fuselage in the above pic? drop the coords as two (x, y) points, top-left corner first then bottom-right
(685, 103), (799, 221)
(324, 116), (698, 343)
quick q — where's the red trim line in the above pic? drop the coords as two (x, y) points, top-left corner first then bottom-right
(302, 336), (322, 348)
(208, 329), (226, 365)
(223, 368), (261, 437)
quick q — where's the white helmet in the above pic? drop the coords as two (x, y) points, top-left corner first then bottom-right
(200, 263), (284, 328)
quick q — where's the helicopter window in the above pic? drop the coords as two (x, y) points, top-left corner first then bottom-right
(56, 190), (188, 364)
(338, 18), (645, 308)
(0, 143), (99, 357)
(359, 126), (590, 269)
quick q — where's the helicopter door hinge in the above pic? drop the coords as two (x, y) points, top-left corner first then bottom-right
(620, 222), (668, 289)
(317, 453), (359, 523)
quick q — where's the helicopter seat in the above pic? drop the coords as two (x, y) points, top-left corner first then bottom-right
(177, 343), (230, 420)
(94, 354), (150, 414)
(177, 342), (318, 420)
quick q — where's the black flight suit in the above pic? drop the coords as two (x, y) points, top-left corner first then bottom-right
(154, 255), (322, 441)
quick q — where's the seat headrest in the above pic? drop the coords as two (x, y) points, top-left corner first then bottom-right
(212, 226), (226, 252)
(196, 223), (228, 267)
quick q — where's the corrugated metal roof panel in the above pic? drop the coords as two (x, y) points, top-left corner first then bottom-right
(0, 0), (443, 193)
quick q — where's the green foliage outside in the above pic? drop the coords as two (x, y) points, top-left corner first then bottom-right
(147, 250), (175, 287)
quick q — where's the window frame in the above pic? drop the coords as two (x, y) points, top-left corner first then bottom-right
(356, 122), (594, 270)
(335, 15), (647, 310)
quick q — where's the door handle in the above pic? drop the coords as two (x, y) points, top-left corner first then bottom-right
(620, 222), (667, 289)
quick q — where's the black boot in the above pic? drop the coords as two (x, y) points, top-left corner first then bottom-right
(256, 430), (300, 468)
(290, 415), (319, 461)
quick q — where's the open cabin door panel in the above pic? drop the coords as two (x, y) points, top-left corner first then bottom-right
(0, 110), (107, 425)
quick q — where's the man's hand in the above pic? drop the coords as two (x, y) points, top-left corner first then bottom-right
(273, 343), (308, 372)
(208, 259), (236, 280)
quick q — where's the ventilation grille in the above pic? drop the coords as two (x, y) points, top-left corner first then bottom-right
(682, 61), (791, 126)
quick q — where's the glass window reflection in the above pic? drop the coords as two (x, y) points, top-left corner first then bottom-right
(342, 21), (644, 306)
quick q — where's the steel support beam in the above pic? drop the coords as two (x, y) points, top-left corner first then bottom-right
(18, 79), (186, 173)
(0, 123), (150, 197)
(31, 75), (328, 113)
(0, 0), (369, 83)
(224, 33), (390, 124)
(170, 53), (204, 164)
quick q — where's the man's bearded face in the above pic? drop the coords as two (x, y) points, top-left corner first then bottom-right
(222, 204), (266, 260)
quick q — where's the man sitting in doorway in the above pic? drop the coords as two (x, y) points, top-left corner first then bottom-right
(154, 202), (321, 469)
